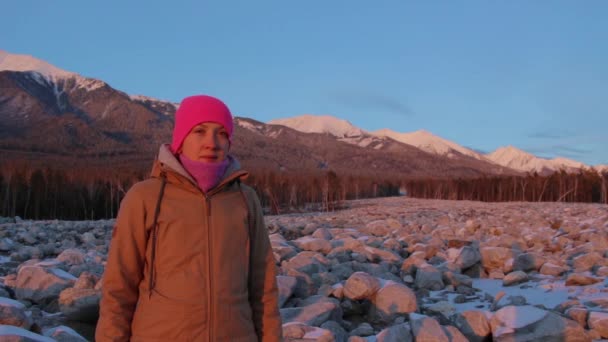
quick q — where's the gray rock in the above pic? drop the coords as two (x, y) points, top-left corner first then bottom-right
(56, 249), (86, 266)
(321, 320), (348, 342)
(588, 311), (608, 338)
(293, 236), (333, 254)
(452, 310), (491, 342)
(0, 325), (55, 341)
(282, 322), (336, 342)
(0, 297), (33, 329)
(480, 247), (511, 271)
(415, 265), (444, 291)
(349, 323), (374, 337)
(443, 325), (468, 342)
(282, 251), (330, 276)
(280, 296), (342, 327)
(490, 305), (590, 342)
(73, 272), (98, 290)
(42, 325), (88, 342)
(344, 272), (381, 300)
(455, 246), (481, 270)
(539, 262), (567, 276)
(513, 253), (536, 272)
(572, 252), (602, 272)
(409, 314), (449, 342)
(566, 272), (602, 286)
(58, 288), (101, 322)
(15, 266), (76, 306)
(375, 323), (413, 342)
(313, 228), (334, 241)
(502, 271), (528, 286)
(277, 275), (298, 308)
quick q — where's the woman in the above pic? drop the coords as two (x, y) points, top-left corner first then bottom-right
(96, 95), (283, 341)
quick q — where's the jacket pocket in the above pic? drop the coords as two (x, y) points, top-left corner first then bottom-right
(131, 289), (207, 340)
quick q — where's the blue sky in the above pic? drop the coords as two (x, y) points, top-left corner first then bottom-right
(2, 1), (607, 165)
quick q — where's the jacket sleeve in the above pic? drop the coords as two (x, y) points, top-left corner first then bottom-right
(96, 186), (148, 342)
(249, 191), (283, 341)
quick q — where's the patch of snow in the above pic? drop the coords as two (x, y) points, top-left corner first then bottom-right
(267, 128), (282, 139)
(236, 119), (261, 132)
(76, 78), (105, 91)
(472, 278), (570, 310)
(28, 71), (49, 87)
(129, 94), (178, 108)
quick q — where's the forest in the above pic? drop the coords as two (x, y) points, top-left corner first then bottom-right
(1, 160), (607, 220)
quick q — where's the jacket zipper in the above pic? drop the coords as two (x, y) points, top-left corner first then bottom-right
(205, 194), (213, 342)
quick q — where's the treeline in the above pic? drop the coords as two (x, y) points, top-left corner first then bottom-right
(1, 163), (607, 221)
(404, 169), (608, 204)
(0, 163), (401, 220)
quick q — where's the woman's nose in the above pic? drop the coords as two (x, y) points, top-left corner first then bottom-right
(202, 133), (219, 148)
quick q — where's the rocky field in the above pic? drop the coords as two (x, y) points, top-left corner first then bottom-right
(1, 197), (608, 341)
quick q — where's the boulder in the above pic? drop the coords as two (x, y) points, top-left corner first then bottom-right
(370, 281), (418, 323)
(42, 325), (88, 342)
(452, 310), (491, 342)
(58, 288), (101, 322)
(343, 272), (381, 301)
(15, 266), (76, 306)
(0, 297), (33, 329)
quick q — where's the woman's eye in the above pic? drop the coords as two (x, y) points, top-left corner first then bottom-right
(219, 131), (228, 138)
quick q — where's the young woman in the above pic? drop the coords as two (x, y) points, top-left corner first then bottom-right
(96, 95), (283, 341)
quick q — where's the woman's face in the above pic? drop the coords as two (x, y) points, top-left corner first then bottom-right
(179, 122), (230, 162)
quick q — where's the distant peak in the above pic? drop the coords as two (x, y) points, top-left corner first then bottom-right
(0, 50), (75, 79)
(268, 114), (365, 137)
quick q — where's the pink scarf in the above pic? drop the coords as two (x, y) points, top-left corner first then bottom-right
(179, 154), (230, 193)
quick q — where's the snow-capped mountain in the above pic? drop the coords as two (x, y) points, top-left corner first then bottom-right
(267, 115), (603, 176)
(486, 146), (590, 175)
(269, 115), (365, 137)
(0, 50), (174, 110)
(372, 128), (488, 161)
(268, 114), (392, 149)
(0, 50), (74, 78)
(0, 49), (108, 92)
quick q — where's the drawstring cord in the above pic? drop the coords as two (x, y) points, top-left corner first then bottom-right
(237, 180), (255, 294)
(149, 172), (167, 297)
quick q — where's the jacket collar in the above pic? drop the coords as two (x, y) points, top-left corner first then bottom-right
(151, 144), (249, 194)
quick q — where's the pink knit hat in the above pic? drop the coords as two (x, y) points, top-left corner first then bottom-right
(170, 95), (234, 153)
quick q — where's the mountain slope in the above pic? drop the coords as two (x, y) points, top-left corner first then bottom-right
(372, 128), (489, 161)
(486, 146), (589, 175)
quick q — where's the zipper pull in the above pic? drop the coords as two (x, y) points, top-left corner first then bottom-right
(205, 196), (211, 217)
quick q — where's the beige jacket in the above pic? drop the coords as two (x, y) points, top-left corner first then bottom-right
(96, 145), (282, 341)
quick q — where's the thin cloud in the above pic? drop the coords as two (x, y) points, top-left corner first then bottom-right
(526, 145), (591, 159)
(329, 90), (413, 117)
(528, 131), (571, 139)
